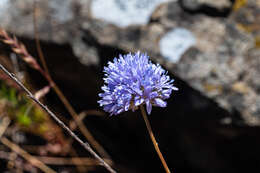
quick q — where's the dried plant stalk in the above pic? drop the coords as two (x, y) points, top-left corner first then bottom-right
(1, 137), (57, 173)
(0, 151), (112, 166)
(0, 117), (56, 173)
(0, 29), (44, 75)
(0, 28), (112, 161)
(0, 63), (116, 173)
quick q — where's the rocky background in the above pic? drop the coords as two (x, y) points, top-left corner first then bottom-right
(0, 0), (260, 172)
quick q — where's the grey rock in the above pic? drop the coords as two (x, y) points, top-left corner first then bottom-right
(72, 38), (99, 65)
(91, 0), (175, 27)
(0, 0), (260, 127)
(159, 27), (196, 63)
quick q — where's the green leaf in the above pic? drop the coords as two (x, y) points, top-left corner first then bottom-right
(17, 113), (32, 126)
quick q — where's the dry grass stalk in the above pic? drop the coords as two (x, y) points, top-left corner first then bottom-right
(0, 64), (116, 173)
(34, 156), (112, 166)
(34, 85), (51, 100)
(0, 29), (44, 75)
(0, 28), (112, 161)
(0, 150), (110, 166)
(32, 3), (87, 171)
(0, 117), (11, 138)
(1, 137), (57, 173)
(69, 110), (105, 130)
(0, 117), (56, 173)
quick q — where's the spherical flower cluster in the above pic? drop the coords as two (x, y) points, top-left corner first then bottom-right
(98, 52), (178, 115)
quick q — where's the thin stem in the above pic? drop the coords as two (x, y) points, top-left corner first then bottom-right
(50, 80), (112, 161)
(0, 117), (56, 173)
(1, 137), (57, 173)
(31, 11), (112, 160)
(140, 105), (171, 173)
(0, 64), (116, 173)
(33, 0), (50, 76)
(0, 28), (111, 159)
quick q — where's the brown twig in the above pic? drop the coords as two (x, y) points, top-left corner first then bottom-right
(0, 151), (112, 166)
(0, 29), (48, 80)
(32, 156), (112, 166)
(0, 63), (116, 173)
(1, 137), (57, 173)
(140, 105), (171, 173)
(0, 117), (11, 138)
(0, 28), (112, 161)
(69, 110), (105, 130)
(33, 0), (50, 76)
(34, 85), (51, 100)
(0, 117), (56, 173)
(0, 151), (25, 172)
(69, 147), (89, 173)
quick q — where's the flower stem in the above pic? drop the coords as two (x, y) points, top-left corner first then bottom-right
(140, 105), (171, 173)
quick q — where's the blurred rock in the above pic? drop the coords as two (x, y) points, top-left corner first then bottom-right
(159, 27), (196, 63)
(91, 0), (174, 27)
(0, 0), (260, 124)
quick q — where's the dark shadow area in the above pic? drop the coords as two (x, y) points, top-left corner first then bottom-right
(178, 0), (235, 17)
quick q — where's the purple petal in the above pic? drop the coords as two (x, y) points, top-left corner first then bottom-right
(146, 100), (152, 114)
(149, 91), (158, 99)
(134, 97), (144, 106)
(154, 98), (167, 107)
(172, 86), (179, 91)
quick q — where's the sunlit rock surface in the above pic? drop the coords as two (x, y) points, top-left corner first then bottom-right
(159, 27), (196, 63)
(91, 0), (174, 27)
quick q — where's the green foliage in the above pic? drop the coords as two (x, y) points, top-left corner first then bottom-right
(17, 111), (32, 126)
(0, 84), (18, 106)
(0, 81), (48, 132)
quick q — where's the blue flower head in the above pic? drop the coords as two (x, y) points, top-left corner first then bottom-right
(98, 52), (178, 115)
